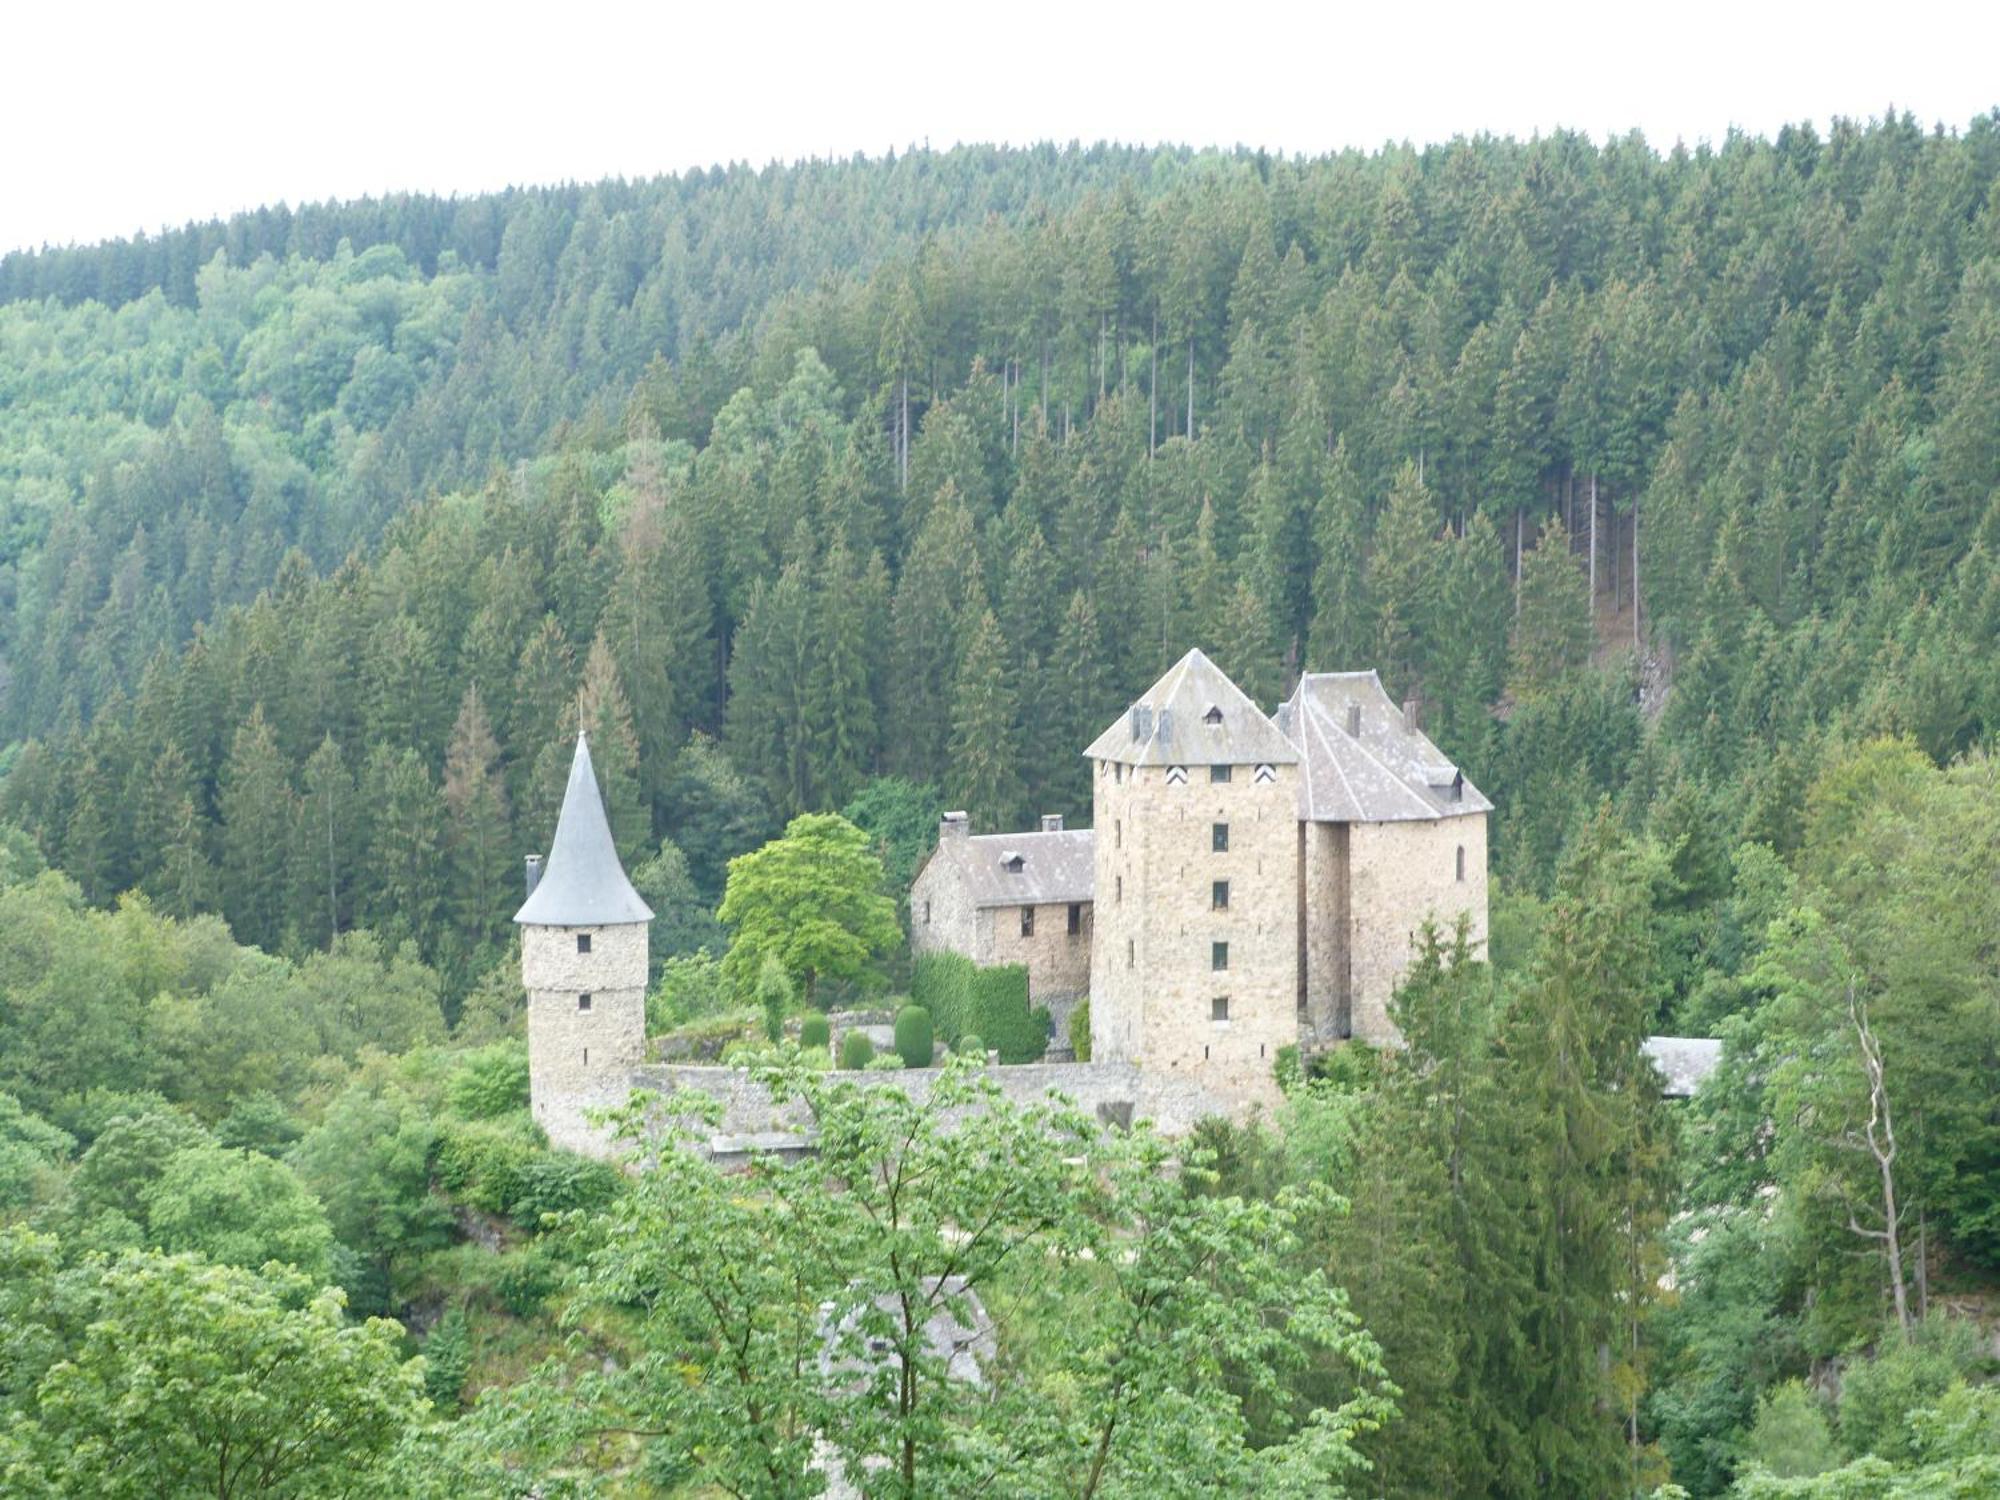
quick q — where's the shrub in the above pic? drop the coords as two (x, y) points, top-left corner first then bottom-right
(799, 1013), (831, 1053)
(958, 1034), (984, 1058)
(865, 1053), (906, 1071)
(755, 954), (794, 1043)
(433, 1117), (540, 1218)
(446, 1042), (531, 1120)
(894, 1005), (934, 1069)
(424, 1304), (473, 1409)
(506, 1155), (621, 1228)
(1744, 1380), (1837, 1479)
(1069, 1000), (1090, 1061)
(911, 952), (1048, 1063)
(839, 1030), (875, 1070)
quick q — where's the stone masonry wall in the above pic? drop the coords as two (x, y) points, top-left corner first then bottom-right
(537, 1059), (1248, 1162)
(1300, 820), (1350, 1047)
(1346, 811), (1488, 1043)
(975, 900), (1092, 1002)
(910, 853), (978, 961)
(524, 921), (648, 1153)
(1092, 760), (1295, 1112)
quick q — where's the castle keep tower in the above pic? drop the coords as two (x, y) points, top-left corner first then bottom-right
(516, 734), (652, 1151)
(1086, 650), (1300, 1110)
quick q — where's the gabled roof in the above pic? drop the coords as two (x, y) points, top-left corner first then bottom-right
(921, 828), (1096, 907)
(514, 734), (654, 926)
(1084, 648), (1300, 767)
(1274, 670), (1493, 823)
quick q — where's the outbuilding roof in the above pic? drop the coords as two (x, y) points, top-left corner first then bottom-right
(1275, 671), (1493, 823)
(1084, 648), (1300, 767)
(1642, 1036), (1723, 1098)
(921, 827), (1096, 908)
(513, 734), (654, 926)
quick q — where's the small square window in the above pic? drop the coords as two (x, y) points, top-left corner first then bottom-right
(577, 932), (592, 954)
(1212, 941), (1228, 971)
(1210, 763), (1231, 784)
(1212, 822), (1229, 852)
(1211, 995), (1230, 1022)
(1212, 880), (1229, 910)
(1067, 903), (1081, 935)
(578, 993), (593, 1011)
(1021, 906), (1035, 938)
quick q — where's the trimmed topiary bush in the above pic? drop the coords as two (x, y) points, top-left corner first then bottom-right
(957, 1034), (984, 1058)
(894, 1005), (933, 1069)
(839, 1030), (875, 1070)
(799, 1013), (831, 1053)
(1068, 999), (1091, 1062)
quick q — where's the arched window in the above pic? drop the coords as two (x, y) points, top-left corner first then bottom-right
(1455, 845), (1466, 882)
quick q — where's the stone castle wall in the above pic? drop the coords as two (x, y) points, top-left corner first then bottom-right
(974, 901), (1092, 1002)
(1092, 760), (1296, 1111)
(1300, 820), (1350, 1046)
(1346, 811), (1488, 1043)
(910, 853), (978, 960)
(524, 921), (648, 1153)
(537, 1059), (1249, 1162)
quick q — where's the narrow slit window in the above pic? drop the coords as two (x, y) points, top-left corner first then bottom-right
(924, 899), (932, 925)
(1212, 941), (1228, 972)
(1127, 938), (1135, 967)
(1212, 822), (1229, 852)
(578, 992), (592, 1011)
(1115, 874), (1123, 903)
(1456, 845), (1466, 882)
(576, 932), (592, 954)
(1212, 879), (1229, 910)
(1067, 903), (1081, 935)
(1020, 906), (1035, 938)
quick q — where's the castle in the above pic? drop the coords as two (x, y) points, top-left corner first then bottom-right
(914, 649), (1491, 1106)
(520, 650), (1506, 1153)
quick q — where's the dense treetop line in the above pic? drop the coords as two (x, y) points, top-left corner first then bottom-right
(1, 121), (1998, 1496)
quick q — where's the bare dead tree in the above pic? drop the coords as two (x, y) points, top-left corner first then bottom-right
(1843, 983), (1912, 1334)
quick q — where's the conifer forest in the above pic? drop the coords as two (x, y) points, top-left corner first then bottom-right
(2, 123), (1999, 1496)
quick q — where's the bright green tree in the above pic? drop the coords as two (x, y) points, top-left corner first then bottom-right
(717, 813), (902, 1004)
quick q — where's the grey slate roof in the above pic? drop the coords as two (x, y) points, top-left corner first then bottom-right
(1084, 648), (1300, 767)
(926, 828), (1096, 907)
(1275, 671), (1493, 823)
(1643, 1036), (1723, 1098)
(513, 734), (654, 926)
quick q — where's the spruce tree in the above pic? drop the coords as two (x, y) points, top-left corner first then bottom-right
(295, 736), (357, 948)
(949, 609), (1023, 830)
(441, 686), (511, 952)
(360, 746), (447, 958)
(219, 707), (295, 950)
(1308, 438), (1371, 671)
(577, 634), (648, 856)
(1508, 514), (1593, 702)
(809, 538), (878, 808)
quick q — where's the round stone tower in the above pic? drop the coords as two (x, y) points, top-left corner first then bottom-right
(515, 733), (653, 1151)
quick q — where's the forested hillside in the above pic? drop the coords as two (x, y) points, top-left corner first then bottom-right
(1, 121), (1998, 1497)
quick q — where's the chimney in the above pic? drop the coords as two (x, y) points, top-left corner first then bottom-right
(1040, 813), (1064, 833)
(1402, 698), (1419, 734)
(523, 854), (543, 898)
(1345, 702), (1361, 737)
(940, 811), (970, 842)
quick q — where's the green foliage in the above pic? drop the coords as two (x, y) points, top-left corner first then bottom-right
(839, 1029), (875, 1070)
(648, 947), (728, 1030)
(798, 1012), (830, 1053)
(1743, 1382), (1838, 1481)
(444, 1041), (531, 1120)
(843, 777), (944, 911)
(754, 952), (794, 1043)
(0, 1245), (424, 1499)
(1068, 998), (1090, 1061)
(894, 1004), (934, 1069)
(141, 1142), (336, 1281)
(0, 1095), (72, 1215)
(911, 951), (1049, 1063)
(1833, 1319), (1985, 1465)
(718, 813), (902, 1004)
(422, 1303), (473, 1411)
(957, 1033), (984, 1057)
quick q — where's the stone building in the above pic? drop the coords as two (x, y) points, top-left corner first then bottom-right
(1276, 670), (1491, 1046)
(515, 734), (653, 1155)
(1085, 651), (1302, 1108)
(908, 810), (1093, 1036)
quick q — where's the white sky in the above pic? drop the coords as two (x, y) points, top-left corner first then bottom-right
(6, 0), (1996, 256)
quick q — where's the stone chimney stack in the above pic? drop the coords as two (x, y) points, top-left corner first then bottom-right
(1040, 813), (1064, 833)
(940, 811), (970, 843)
(524, 854), (543, 897)
(1402, 698), (1419, 734)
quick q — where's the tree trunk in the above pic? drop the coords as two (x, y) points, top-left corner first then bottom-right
(1515, 507), (1525, 616)
(1849, 987), (1912, 1334)
(1632, 496), (1641, 648)
(898, 373), (909, 493)
(1588, 470), (1598, 605)
(1149, 312), (1158, 456)
(1186, 338), (1195, 440)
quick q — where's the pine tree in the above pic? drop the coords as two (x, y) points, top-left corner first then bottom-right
(360, 746), (447, 957)
(509, 614), (577, 810)
(1307, 438), (1371, 671)
(1216, 576), (1281, 708)
(442, 686), (511, 952)
(219, 708), (295, 951)
(1369, 460), (1445, 697)
(1508, 515), (1594, 702)
(887, 486), (976, 782)
(1049, 590), (1112, 822)
(808, 538), (878, 808)
(949, 609), (1023, 829)
(295, 736), (357, 948)
(577, 633), (648, 856)
(726, 564), (814, 818)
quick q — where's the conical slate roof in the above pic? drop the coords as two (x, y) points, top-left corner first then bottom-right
(1084, 648), (1300, 766)
(1273, 670), (1493, 823)
(513, 734), (653, 926)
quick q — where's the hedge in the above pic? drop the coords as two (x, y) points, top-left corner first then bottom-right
(911, 952), (1049, 1063)
(839, 1030), (876, 1069)
(894, 1005), (934, 1069)
(799, 1013), (831, 1053)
